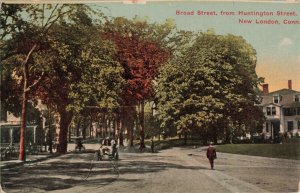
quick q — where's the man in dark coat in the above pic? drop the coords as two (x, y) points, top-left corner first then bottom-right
(206, 142), (217, 170)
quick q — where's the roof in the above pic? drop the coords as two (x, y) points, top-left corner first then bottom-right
(261, 103), (281, 107)
(267, 89), (300, 96)
(261, 89), (300, 106)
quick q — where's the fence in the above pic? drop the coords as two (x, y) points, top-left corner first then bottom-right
(0, 143), (45, 160)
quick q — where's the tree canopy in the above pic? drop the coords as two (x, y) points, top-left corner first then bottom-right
(1, 4), (266, 156)
(156, 32), (264, 144)
(0, 4), (124, 154)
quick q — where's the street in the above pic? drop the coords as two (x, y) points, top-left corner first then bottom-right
(1, 145), (299, 193)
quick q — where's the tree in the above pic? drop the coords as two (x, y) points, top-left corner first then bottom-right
(32, 18), (123, 153)
(1, 4), (123, 156)
(102, 17), (172, 149)
(1, 4), (73, 160)
(156, 31), (264, 144)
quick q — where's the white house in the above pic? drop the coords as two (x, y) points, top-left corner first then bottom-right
(260, 80), (300, 139)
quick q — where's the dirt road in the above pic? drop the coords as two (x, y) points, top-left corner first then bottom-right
(1, 146), (299, 193)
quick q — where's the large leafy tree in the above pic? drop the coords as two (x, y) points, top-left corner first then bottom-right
(102, 17), (172, 149)
(32, 12), (124, 153)
(1, 4), (81, 160)
(1, 4), (123, 156)
(156, 31), (264, 144)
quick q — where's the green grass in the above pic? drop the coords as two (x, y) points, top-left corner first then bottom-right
(146, 138), (204, 150)
(216, 139), (300, 160)
(82, 136), (300, 160)
(150, 138), (300, 160)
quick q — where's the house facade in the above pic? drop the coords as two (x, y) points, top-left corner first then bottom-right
(260, 80), (300, 140)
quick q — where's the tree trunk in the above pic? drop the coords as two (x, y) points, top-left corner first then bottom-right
(104, 117), (108, 138)
(115, 118), (119, 143)
(101, 113), (106, 138)
(107, 119), (111, 137)
(57, 108), (72, 153)
(19, 90), (28, 161)
(100, 124), (103, 138)
(89, 115), (93, 138)
(68, 125), (71, 143)
(19, 44), (37, 161)
(82, 126), (87, 139)
(76, 118), (81, 137)
(113, 119), (117, 140)
(119, 118), (124, 147)
(129, 121), (134, 147)
(184, 131), (188, 145)
(137, 101), (145, 149)
(47, 105), (53, 154)
(125, 107), (134, 147)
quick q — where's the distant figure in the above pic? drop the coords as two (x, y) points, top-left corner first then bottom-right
(151, 139), (155, 153)
(76, 139), (83, 151)
(102, 137), (111, 154)
(103, 137), (111, 146)
(206, 142), (217, 170)
(111, 138), (116, 147)
(111, 138), (117, 157)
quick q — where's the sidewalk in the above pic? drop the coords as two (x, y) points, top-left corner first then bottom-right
(0, 152), (61, 169)
(0, 144), (99, 170)
(0, 144), (92, 169)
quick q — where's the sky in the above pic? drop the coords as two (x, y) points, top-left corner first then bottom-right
(89, 1), (300, 92)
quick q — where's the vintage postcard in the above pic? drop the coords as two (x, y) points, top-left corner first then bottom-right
(0, 0), (299, 192)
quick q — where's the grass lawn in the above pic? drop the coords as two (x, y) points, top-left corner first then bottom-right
(82, 136), (299, 160)
(216, 138), (300, 160)
(150, 138), (300, 160)
(149, 138), (203, 150)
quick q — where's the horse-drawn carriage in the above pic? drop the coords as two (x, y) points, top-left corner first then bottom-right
(97, 137), (119, 161)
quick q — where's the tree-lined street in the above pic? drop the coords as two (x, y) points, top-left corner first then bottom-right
(1, 3), (299, 193)
(1, 146), (299, 193)
(1, 4), (265, 160)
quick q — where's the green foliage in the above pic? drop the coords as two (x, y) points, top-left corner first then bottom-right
(144, 112), (162, 139)
(156, 32), (264, 141)
(0, 4), (124, 153)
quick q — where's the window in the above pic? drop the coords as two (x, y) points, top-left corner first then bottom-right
(295, 94), (300, 102)
(271, 107), (276, 115)
(284, 108), (296, 116)
(273, 95), (281, 104)
(297, 108), (300, 115)
(266, 106), (276, 116)
(287, 121), (294, 132)
(267, 107), (271, 116)
(266, 122), (269, 132)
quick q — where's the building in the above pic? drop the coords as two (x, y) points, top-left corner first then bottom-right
(0, 101), (41, 145)
(261, 80), (300, 140)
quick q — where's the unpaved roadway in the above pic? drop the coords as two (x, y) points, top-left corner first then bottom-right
(1, 145), (299, 193)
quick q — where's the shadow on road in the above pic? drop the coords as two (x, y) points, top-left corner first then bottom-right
(1, 152), (207, 192)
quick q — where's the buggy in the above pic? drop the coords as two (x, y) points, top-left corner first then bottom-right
(97, 138), (119, 160)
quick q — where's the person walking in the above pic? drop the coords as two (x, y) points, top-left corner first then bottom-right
(206, 142), (217, 170)
(151, 139), (155, 153)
